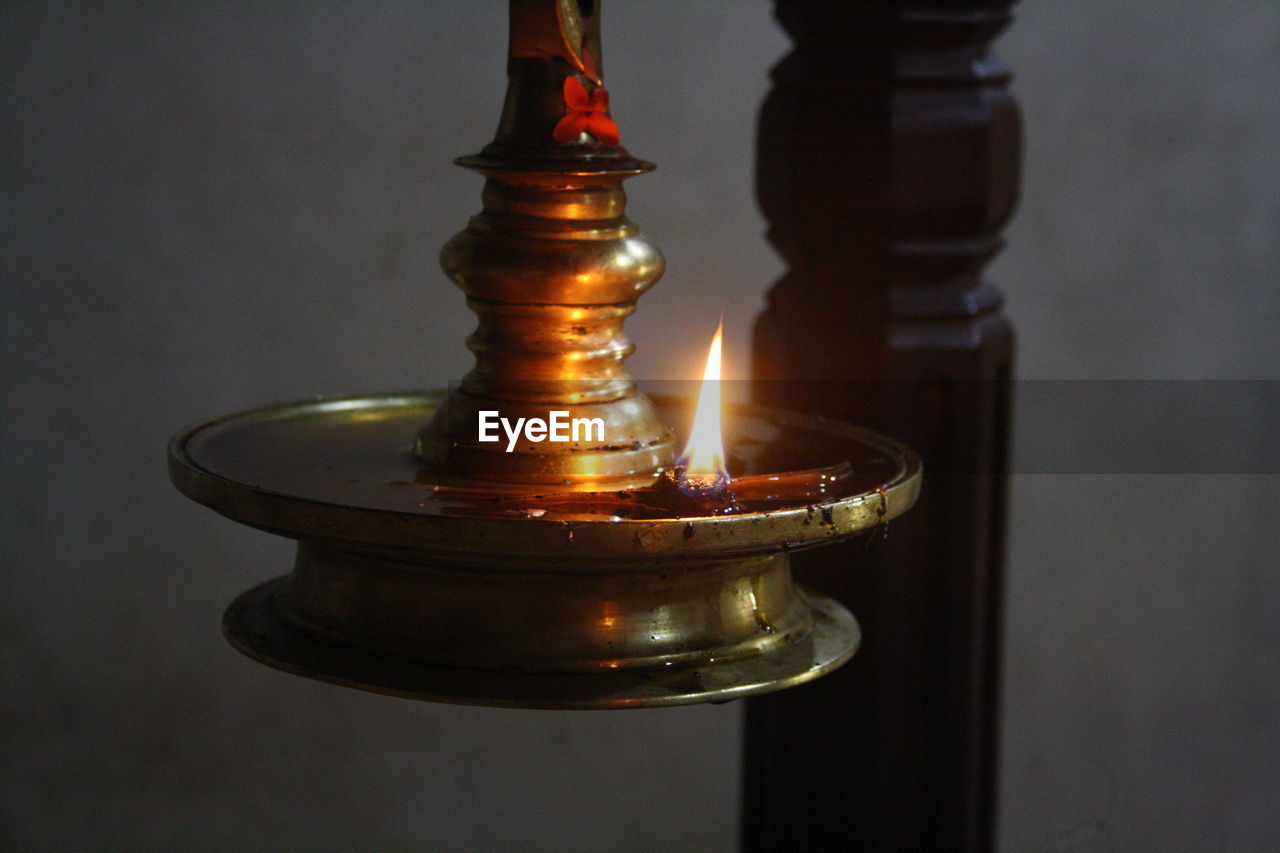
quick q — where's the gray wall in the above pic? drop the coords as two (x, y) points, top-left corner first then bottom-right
(997, 4), (1279, 850)
(2, 2), (1276, 851)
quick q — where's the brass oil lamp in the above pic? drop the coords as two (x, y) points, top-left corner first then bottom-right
(169, 0), (921, 709)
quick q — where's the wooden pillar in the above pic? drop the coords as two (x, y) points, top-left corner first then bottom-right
(742, 2), (1019, 851)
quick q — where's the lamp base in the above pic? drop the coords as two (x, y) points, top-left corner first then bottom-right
(224, 575), (858, 709)
(170, 391), (920, 709)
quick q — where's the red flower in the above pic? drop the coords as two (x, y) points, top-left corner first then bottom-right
(552, 76), (620, 146)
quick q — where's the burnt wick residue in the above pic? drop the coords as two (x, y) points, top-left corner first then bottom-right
(646, 463), (743, 517)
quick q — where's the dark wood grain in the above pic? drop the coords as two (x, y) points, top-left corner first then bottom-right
(743, 2), (1019, 850)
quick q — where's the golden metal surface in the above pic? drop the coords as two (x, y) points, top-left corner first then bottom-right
(170, 392), (921, 708)
(170, 393), (920, 558)
(415, 0), (675, 489)
(510, 0), (603, 85)
(223, 577), (858, 709)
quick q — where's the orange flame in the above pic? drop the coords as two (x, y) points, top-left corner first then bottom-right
(677, 320), (729, 491)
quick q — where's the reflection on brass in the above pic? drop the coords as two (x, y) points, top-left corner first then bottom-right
(414, 0), (673, 489)
(510, 0), (603, 84)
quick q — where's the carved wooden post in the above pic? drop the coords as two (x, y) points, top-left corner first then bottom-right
(743, 2), (1019, 851)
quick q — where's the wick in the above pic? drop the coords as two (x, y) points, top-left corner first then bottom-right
(672, 460), (730, 498)
(652, 463), (742, 516)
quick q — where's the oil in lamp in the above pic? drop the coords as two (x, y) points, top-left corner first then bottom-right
(168, 0), (921, 709)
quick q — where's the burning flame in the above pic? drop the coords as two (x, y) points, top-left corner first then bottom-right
(676, 320), (730, 492)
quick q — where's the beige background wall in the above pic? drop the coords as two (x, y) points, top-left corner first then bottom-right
(3, 2), (1276, 850)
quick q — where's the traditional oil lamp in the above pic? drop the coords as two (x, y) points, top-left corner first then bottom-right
(169, 0), (921, 709)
